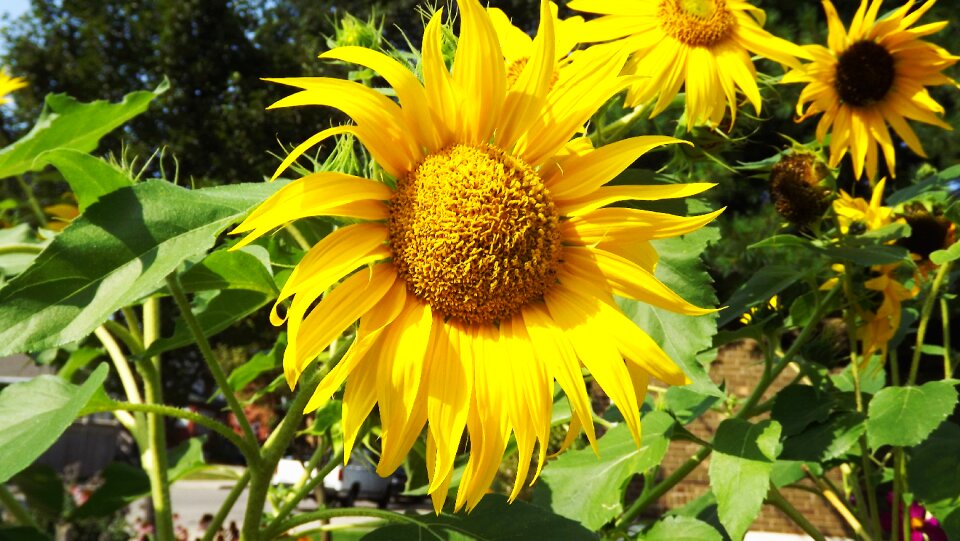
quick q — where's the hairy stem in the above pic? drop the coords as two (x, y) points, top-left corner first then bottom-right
(767, 486), (826, 541)
(14, 175), (48, 228)
(200, 470), (251, 541)
(942, 298), (952, 379)
(269, 449), (344, 531)
(166, 274), (258, 446)
(909, 261), (952, 384)
(265, 508), (428, 540)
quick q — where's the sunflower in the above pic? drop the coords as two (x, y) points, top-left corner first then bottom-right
(783, 0), (959, 180)
(567, 0), (808, 129)
(234, 0), (720, 512)
(487, 2), (585, 86)
(833, 177), (898, 233)
(0, 69), (27, 105)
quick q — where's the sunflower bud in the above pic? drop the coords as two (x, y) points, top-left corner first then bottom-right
(769, 153), (830, 225)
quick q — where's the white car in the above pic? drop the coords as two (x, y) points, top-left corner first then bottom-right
(272, 452), (404, 508)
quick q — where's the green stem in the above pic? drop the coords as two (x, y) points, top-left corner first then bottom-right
(269, 449), (344, 531)
(942, 298), (952, 379)
(166, 274), (258, 447)
(0, 243), (43, 255)
(200, 470), (251, 541)
(615, 286), (841, 528)
(265, 508), (429, 540)
(242, 365), (321, 540)
(285, 223), (313, 251)
(141, 297), (175, 541)
(0, 484), (38, 529)
(14, 175), (48, 228)
(93, 326), (142, 432)
(88, 401), (257, 461)
(122, 306), (144, 345)
(614, 445), (711, 529)
(767, 486), (826, 541)
(909, 261), (952, 385)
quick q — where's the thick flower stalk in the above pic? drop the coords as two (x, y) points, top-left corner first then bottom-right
(233, 0), (720, 512)
(784, 0), (959, 180)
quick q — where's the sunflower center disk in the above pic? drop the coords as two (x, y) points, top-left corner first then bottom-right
(659, 0), (736, 47)
(835, 40), (895, 107)
(389, 144), (561, 324)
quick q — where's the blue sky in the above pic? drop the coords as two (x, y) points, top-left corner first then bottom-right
(1, 0), (30, 20)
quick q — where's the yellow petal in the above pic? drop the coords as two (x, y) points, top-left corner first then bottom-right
(557, 183), (716, 216)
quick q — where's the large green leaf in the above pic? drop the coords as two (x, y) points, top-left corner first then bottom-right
(771, 385), (835, 437)
(866, 381), (958, 449)
(532, 411), (675, 529)
(640, 516), (723, 541)
(908, 422), (960, 540)
(719, 265), (809, 327)
(143, 250), (277, 356)
(0, 364), (107, 483)
(0, 82), (166, 179)
(0, 179), (283, 355)
(619, 209), (721, 396)
(39, 149), (133, 211)
(361, 495), (597, 541)
(709, 419), (782, 541)
(781, 412), (866, 462)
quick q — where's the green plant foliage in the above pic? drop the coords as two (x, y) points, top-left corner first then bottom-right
(0, 223), (49, 278)
(640, 515), (723, 541)
(360, 495), (597, 541)
(866, 380), (959, 449)
(38, 149), (133, 211)
(0, 364), (107, 484)
(771, 385), (834, 437)
(228, 333), (285, 392)
(718, 264), (809, 327)
(908, 422), (960, 540)
(619, 199), (722, 396)
(532, 411), (675, 530)
(11, 465), (65, 522)
(143, 249), (278, 356)
(781, 412), (867, 462)
(0, 179), (284, 355)
(709, 419), (782, 541)
(0, 83), (166, 179)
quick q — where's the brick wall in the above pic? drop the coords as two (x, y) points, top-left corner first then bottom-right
(651, 340), (853, 538)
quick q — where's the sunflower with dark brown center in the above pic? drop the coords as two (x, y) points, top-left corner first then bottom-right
(784, 0), (958, 180)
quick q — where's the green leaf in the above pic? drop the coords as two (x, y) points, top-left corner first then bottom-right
(360, 495), (597, 541)
(665, 386), (721, 425)
(533, 411), (675, 529)
(11, 464), (65, 521)
(143, 250), (278, 356)
(930, 241), (960, 265)
(709, 419), (782, 541)
(178, 249), (276, 295)
(866, 381), (958, 448)
(70, 462), (150, 519)
(781, 412), (866, 462)
(771, 385), (834, 437)
(0, 527), (50, 541)
(0, 82), (167, 179)
(168, 437), (208, 482)
(0, 223), (50, 277)
(0, 179), (284, 355)
(748, 234), (817, 251)
(227, 334), (285, 392)
(640, 516), (722, 541)
(719, 265), (808, 327)
(908, 422), (960, 540)
(831, 355), (886, 394)
(821, 245), (910, 266)
(619, 216), (721, 396)
(38, 149), (132, 211)
(58, 348), (104, 382)
(0, 364), (108, 483)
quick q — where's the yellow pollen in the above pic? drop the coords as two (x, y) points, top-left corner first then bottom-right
(659, 0), (736, 47)
(388, 144), (561, 324)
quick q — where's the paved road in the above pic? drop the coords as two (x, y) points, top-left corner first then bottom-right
(129, 479), (429, 539)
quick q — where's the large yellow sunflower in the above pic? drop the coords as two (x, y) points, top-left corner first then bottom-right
(234, 0), (720, 512)
(0, 69), (27, 105)
(487, 1), (585, 86)
(566, 0), (808, 129)
(783, 0), (959, 180)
